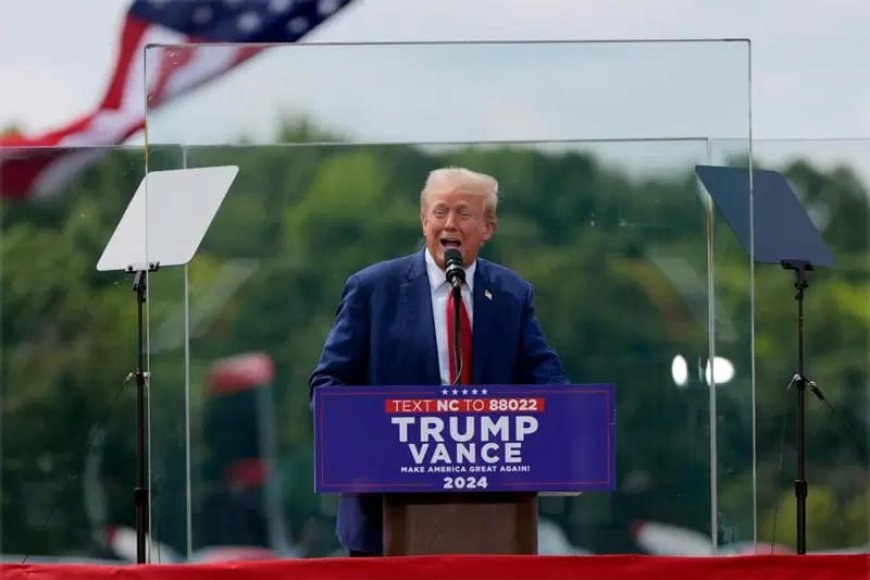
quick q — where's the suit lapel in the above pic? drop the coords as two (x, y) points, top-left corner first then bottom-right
(472, 260), (494, 384)
(399, 251), (440, 384)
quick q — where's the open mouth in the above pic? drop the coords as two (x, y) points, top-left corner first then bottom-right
(440, 238), (461, 249)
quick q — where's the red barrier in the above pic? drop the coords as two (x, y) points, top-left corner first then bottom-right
(2, 554), (868, 580)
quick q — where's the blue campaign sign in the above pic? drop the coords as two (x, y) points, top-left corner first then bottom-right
(313, 384), (616, 494)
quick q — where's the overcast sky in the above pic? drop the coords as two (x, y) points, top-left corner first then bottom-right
(0, 0), (867, 140)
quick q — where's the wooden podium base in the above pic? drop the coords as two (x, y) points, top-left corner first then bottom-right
(383, 492), (538, 555)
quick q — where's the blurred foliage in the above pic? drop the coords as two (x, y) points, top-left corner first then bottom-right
(1, 123), (867, 558)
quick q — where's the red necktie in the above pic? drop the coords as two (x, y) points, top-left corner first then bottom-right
(446, 290), (473, 384)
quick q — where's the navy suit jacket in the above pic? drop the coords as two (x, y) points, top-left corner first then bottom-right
(309, 250), (568, 554)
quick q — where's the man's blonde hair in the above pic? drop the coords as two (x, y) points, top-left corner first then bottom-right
(420, 167), (499, 223)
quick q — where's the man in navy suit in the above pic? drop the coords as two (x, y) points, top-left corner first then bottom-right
(310, 167), (568, 556)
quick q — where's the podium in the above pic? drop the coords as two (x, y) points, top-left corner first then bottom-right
(383, 492), (537, 555)
(314, 384), (615, 555)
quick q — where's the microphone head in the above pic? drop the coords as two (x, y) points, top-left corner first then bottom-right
(443, 248), (465, 286)
(444, 248), (463, 268)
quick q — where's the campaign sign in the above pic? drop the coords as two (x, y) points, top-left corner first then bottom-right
(314, 384), (615, 493)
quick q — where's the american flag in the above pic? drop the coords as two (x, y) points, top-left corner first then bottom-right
(0, 0), (355, 201)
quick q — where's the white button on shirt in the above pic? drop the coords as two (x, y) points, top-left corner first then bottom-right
(425, 249), (475, 385)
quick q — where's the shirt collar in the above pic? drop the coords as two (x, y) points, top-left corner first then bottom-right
(425, 248), (476, 293)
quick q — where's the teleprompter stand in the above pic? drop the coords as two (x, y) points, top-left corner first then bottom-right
(130, 263), (158, 564)
(696, 165), (834, 554)
(97, 166), (239, 562)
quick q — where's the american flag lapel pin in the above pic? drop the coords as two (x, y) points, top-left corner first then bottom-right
(484, 289), (493, 300)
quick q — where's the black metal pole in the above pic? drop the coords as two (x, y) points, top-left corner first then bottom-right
(132, 269), (149, 563)
(783, 259), (810, 554)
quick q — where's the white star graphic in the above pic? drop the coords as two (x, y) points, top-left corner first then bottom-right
(471, 389), (478, 395)
(269, 0), (294, 12)
(441, 389), (449, 396)
(462, 389), (468, 395)
(318, 0), (341, 15)
(452, 389), (459, 395)
(192, 5), (213, 24)
(237, 12), (262, 33)
(481, 388), (488, 395)
(287, 16), (308, 34)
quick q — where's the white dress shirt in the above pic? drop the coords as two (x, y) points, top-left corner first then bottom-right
(425, 248), (475, 385)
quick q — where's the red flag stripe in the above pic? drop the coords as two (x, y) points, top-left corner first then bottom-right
(0, 17), (249, 200)
(0, 0), (343, 201)
(100, 15), (151, 110)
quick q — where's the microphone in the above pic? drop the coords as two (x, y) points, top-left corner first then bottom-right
(444, 248), (466, 289)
